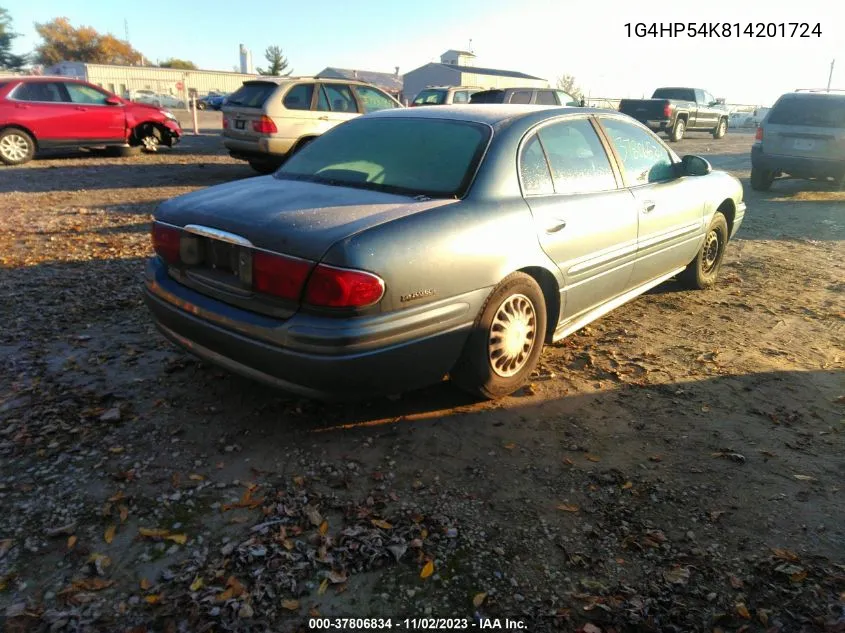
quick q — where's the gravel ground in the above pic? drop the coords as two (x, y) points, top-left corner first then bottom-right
(0, 129), (843, 633)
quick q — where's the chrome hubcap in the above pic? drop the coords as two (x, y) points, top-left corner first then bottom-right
(702, 229), (721, 272)
(488, 294), (537, 378)
(720, 121), (726, 134)
(141, 136), (159, 151)
(0, 134), (29, 161)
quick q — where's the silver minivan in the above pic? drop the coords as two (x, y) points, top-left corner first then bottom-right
(750, 90), (845, 190)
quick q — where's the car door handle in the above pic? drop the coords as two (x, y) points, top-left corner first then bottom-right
(318, 116), (329, 121)
(74, 106), (88, 111)
(546, 220), (567, 233)
(642, 201), (656, 213)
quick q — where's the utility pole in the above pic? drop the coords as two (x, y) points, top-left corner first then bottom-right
(827, 59), (835, 92)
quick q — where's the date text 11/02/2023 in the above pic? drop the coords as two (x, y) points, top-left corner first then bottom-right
(624, 22), (822, 37)
(308, 618), (527, 629)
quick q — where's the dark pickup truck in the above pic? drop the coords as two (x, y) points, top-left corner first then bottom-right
(618, 87), (729, 142)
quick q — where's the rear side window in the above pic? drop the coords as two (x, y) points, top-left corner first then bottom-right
(536, 119), (617, 194)
(509, 90), (532, 104)
(283, 83), (314, 110)
(13, 82), (67, 102)
(470, 90), (503, 104)
(767, 96), (845, 128)
(535, 90), (557, 105)
(413, 89), (447, 105)
(520, 135), (554, 195)
(226, 82), (277, 108)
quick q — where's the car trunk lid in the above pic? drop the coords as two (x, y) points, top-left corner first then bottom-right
(222, 81), (279, 141)
(762, 95), (845, 160)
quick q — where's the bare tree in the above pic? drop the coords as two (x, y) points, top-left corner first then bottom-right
(556, 74), (583, 101)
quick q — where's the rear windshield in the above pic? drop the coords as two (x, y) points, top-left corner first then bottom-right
(470, 90), (504, 104)
(413, 89), (447, 105)
(276, 117), (491, 198)
(652, 88), (695, 101)
(767, 96), (845, 128)
(225, 82), (277, 108)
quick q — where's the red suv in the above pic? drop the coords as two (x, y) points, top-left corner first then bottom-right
(0, 76), (182, 165)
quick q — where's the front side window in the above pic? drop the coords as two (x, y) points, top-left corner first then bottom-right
(413, 89), (447, 105)
(318, 84), (357, 112)
(14, 81), (66, 103)
(65, 83), (110, 105)
(556, 90), (579, 106)
(283, 83), (314, 110)
(276, 117), (490, 198)
(509, 90), (532, 104)
(452, 90), (469, 104)
(600, 117), (677, 186)
(536, 119), (617, 194)
(519, 134), (554, 195)
(353, 85), (397, 113)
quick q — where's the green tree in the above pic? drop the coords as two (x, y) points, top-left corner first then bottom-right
(0, 7), (28, 70)
(257, 45), (292, 76)
(159, 58), (197, 70)
(34, 17), (144, 66)
(556, 74), (583, 101)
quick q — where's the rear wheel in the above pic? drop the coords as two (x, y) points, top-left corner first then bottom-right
(0, 128), (36, 165)
(713, 117), (728, 139)
(750, 166), (774, 191)
(679, 212), (728, 290)
(451, 272), (547, 399)
(669, 118), (686, 142)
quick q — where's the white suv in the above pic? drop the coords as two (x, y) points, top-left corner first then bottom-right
(222, 77), (403, 173)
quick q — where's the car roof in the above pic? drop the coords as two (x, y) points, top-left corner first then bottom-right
(366, 104), (608, 125)
(243, 76), (373, 86)
(2, 75), (88, 83)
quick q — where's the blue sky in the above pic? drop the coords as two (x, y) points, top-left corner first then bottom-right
(5, 0), (842, 106)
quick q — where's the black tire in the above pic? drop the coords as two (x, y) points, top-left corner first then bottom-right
(669, 118), (686, 142)
(196, 102), (206, 110)
(712, 117), (728, 139)
(0, 127), (36, 165)
(451, 272), (547, 399)
(679, 212), (729, 290)
(106, 145), (141, 158)
(248, 159), (280, 175)
(750, 166), (774, 191)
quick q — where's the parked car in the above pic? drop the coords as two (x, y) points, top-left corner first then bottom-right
(144, 105), (746, 400)
(197, 92), (228, 111)
(222, 77), (403, 174)
(131, 89), (186, 110)
(750, 89), (845, 191)
(410, 86), (482, 106)
(469, 87), (580, 106)
(0, 76), (182, 165)
(618, 87), (729, 142)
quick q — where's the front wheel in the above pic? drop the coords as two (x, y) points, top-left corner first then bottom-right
(679, 212), (729, 290)
(713, 118), (728, 139)
(0, 128), (36, 165)
(451, 272), (547, 399)
(669, 118), (686, 142)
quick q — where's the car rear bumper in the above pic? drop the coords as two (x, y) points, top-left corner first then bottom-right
(143, 258), (477, 400)
(751, 145), (845, 178)
(643, 119), (671, 132)
(223, 136), (296, 160)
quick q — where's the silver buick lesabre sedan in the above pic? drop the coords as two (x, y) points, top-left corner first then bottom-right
(144, 105), (746, 400)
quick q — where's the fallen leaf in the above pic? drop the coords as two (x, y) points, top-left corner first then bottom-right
(318, 578), (329, 595)
(473, 592), (487, 607)
(790, 570), (808, 583)
(72, 578), (114, 591)
(108, 491), (125, 503)
(563, 457), (574, 466)
(188, 474), (204, 481)
(758, 609), (769, 626)
(729, 575), (744, 589)
(67, 535), (77, 550)
(701, 405), (711, 412)
(371, 519), (393, 530)
(104, 524), (116, 544)
(167, 533), (187, 545)
(504, 442), (516, 450)
(140, 578), (152, 590)
(736, 603), (751, 619)
(138, 528), (169, 539)
(421, 560), (434, 579)
(585, 455), (601, 462)
(304, 505), (322, 527)
(793, 474), (815, 481)
(189, 577), (203, 591)
(328, 570), (347, 584)
(557, 504), (580, 512)
(649, 455), (662, 462)
(663, 566), (691, 585)
(144, 594), (163, 605)
(282, 599), (300, 611)
(108, 446), (124, 454)
(621, 481), (633, 490)
(293, 476), (305, 486)
(319, 520), (329, 536)
(282, 538), (294, 551)
(119, 505), (129, 523)
(771, 548), (800, 562)
(579, 624), (602, 633)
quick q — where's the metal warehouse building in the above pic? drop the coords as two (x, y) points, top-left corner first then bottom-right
(44, 61), (257, 104)
(402, 50), (548, 104)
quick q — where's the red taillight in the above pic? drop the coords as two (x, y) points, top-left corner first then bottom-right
(252, 251), (312, 301)
(222, 116), (229, 128)
(755, 126), (763, 141)
(151, 223), (181, 264)
(252, 115), (277, 134)
(663, 103), (673, 117)
(304, 264), (385, 308)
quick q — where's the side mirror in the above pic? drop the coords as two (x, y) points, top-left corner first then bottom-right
(681, 154), (712, 176)
(105, 96), (122, 106)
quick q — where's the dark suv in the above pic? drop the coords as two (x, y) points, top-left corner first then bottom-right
(751, 89), (845, 191)
(469, 87), (580, 106)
